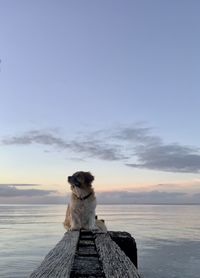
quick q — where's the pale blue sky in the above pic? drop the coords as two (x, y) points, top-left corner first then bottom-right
(0, 1), (200, 203)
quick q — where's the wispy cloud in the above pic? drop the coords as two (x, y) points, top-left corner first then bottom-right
(113, 126), (162, 145)
(1, 130), (125, 161)
(114, 126), (200, 173)
(126, 143), (200, 173)
(2, 125), (200, 173)
(2, 130), (69, 148)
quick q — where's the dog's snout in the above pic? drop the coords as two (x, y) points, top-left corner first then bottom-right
(68, 176), (71, 182)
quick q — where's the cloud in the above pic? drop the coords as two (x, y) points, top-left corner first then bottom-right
(191, 193), (200, 202)
(112, 126), (200, 173)
(0, 185), (199, 204)
(1, 130), (125, 161)
(96, 190), (189, 204)
(0, 184), (67, 204)
(113, 126), (162, 145)
(0, 185), (56, 197)
(2, 130), (69, 148)
(70, 140), (126, 161)
(2, 125), (200, 173)
(126, 143), (200, 173)
(0, 183), (40, 187)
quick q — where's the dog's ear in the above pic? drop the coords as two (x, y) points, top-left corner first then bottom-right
(84, 172), (94, 184)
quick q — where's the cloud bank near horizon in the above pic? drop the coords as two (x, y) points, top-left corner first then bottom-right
(0, 184), (41, 187)
(0, 184), (199, 204)
(0, 184), (56, 198)
(2, 125), (200, 173)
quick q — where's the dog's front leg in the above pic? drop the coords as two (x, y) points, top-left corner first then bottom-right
(70, 209), (81, 230)
(88, 214), (96, 230)
(82, 211), (96, 230)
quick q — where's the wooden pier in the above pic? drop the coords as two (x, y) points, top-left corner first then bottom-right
(30, 230), (140, 278)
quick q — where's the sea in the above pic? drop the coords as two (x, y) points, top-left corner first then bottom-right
(0, 204), (200, 278)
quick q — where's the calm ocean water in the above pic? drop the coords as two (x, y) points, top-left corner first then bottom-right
(0, 204), (200, 278)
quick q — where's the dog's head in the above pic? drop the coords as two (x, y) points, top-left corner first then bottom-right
(68, 171), (94, 191)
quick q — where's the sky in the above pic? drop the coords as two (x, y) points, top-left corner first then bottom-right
(0, 0), (200, 204)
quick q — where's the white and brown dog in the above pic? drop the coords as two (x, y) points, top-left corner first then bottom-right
(64, 171), (107, 231)
(64, 171), (96, 231)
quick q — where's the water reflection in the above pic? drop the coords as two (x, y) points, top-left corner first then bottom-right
(0, 204), (200, 278)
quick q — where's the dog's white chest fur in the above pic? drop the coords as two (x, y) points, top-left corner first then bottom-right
(70, 196), (96, 230)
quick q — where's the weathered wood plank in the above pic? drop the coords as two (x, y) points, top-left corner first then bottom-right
(70, 230), (105, 277)
(30, 231), (80, 278)
(30, 230), (140, 278)
(95, 233), (140, 278)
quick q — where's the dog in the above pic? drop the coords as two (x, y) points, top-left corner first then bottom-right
(64, 171), (96, 230)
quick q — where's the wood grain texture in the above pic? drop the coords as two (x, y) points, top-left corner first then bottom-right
(29, 231), (80, 278)
(30, 230), (140, 278)
(95, 233), (141, 278)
